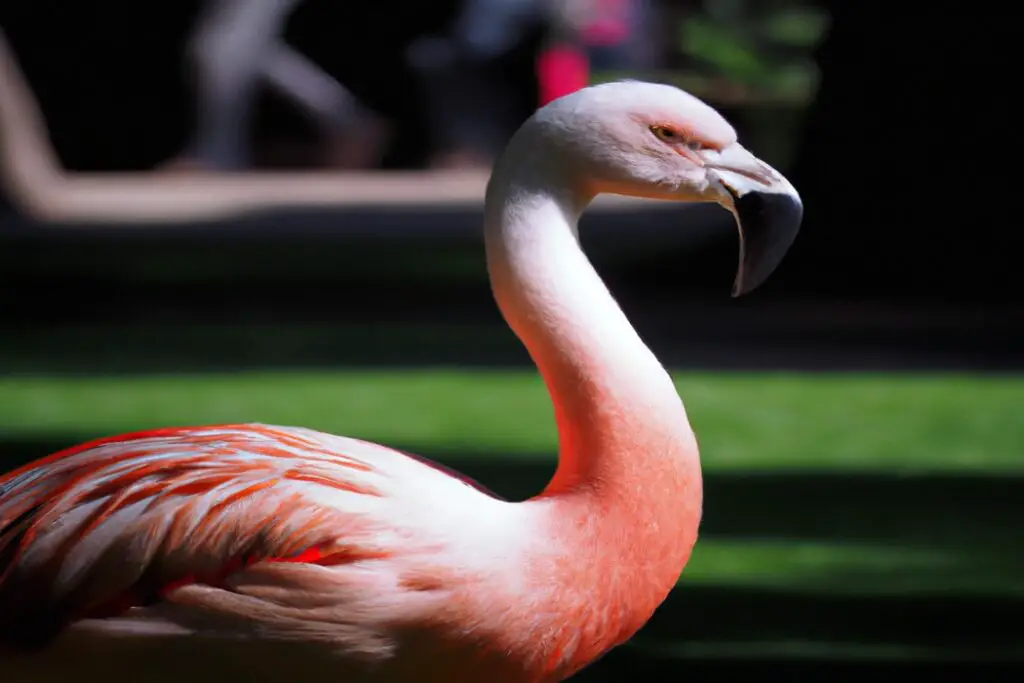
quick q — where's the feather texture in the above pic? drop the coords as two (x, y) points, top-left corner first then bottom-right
(0, 423), (498, 650)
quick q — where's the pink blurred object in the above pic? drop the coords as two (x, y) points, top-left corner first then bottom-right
(537, 44), (590, 105)
(581, 0), (632, 46)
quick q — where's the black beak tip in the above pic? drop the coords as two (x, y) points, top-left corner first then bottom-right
(730, 189), (803, 297)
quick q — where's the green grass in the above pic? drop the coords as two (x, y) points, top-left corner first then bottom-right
(684, 539), (1024, 596)
(0, 369), (1020, 472)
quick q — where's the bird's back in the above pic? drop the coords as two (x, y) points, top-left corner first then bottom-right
(0, 423), (543, 682)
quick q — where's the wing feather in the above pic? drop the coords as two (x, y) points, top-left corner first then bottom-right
(0, 423), (390, 648)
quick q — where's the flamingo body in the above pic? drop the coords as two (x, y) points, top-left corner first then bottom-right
(0, 80), (802, 682)
(0, 423), (674, 682)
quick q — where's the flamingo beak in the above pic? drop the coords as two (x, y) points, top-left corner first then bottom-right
(706, 144), (803, 297)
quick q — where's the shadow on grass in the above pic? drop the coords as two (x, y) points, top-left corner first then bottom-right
(568, 649), (1024, 680)
(642, 584), (1024, 654)
(3, 438), (1023, 667)
(2, 316), (1021, 372)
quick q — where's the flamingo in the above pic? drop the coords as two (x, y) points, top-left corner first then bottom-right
(0, 80), (801, 683)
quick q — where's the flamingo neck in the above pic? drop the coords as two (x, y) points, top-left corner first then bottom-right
(482, 135), (703, 675)
(483, 139), (700, 502)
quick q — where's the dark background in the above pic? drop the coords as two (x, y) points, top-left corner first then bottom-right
(2, 0), (1021, 310)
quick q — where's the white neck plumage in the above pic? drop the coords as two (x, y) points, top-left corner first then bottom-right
(482, 128), (696, 497)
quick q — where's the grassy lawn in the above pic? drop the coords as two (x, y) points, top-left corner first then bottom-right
(1, 369), (1022, 657)
(0, 369), (1020, 472)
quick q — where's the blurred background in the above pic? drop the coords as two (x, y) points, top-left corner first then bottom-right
(0, 0), (1022, 677)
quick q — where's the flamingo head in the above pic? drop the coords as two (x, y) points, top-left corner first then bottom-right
(532, 80), (803, 296)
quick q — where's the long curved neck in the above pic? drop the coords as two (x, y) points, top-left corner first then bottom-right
(483, 134), (700, 501)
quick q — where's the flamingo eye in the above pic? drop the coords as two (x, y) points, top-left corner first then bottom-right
(650, 125), (708, 151)
(650, 125), (682, 143)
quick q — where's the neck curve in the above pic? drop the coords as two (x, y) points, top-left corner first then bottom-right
(483, 128), (701, 502)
